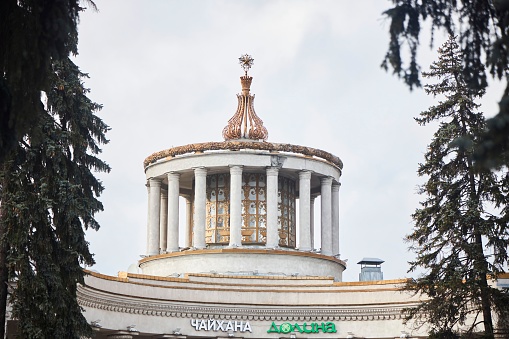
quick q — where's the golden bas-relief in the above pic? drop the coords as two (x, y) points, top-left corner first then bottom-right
(203, 172), (296, 247)
(206, 174), (231, 244)
(241, 173), (266, 244)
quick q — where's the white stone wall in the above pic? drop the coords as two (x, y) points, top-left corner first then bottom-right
(139, 250), (345, 281)
(79, 271), (428, 339)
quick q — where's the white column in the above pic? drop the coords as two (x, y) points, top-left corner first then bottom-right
(145, 184), (150, 254)
(310, 195), (316, 250)
(320, 177), (333, 256)
(266, 167), (279, 248)
(193, 167), (207, 249)
(299, 171), (312, 251)
(147, 178), (161, 256)
(167, 172), (180, 252)
(159, 189), (168, 253)
(184, 197), (192, 248)
(229, 165), (243, 247)
(332, 183), (341, 256)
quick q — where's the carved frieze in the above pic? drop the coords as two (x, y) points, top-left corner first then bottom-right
(143, 141), (343, 169)
(77, 284), (406, 322)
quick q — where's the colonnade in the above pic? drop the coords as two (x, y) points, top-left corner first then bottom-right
(146, 167), (340, 257)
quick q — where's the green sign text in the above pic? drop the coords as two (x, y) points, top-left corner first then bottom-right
(267, 322), (337, 334)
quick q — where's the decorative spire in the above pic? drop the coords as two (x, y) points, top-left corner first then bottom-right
(222, 54), (268, 142)
(239, 54), (254, 75)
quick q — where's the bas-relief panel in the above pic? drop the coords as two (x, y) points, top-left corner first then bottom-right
(200, 173), (296, 248)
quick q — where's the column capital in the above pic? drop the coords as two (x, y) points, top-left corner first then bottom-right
(193, 167), (207, 176)
(167, 172), (181, 180)
(320, 176), (333, 185)
(229, 165), (243, 175)
(332, 182), (341, 192)
(299, 170), (312, 180)
(266, 166), (279, 176)
(148, 177), (162, 187)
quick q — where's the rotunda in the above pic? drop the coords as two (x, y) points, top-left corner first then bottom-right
(140, 54), (345, 280)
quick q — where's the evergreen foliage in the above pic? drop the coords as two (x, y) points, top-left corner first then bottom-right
(0, 1), (105, 337)
(382, 0), (509, 168)
(406, 36), (509, 338)
(0, 0), (96, 164)
(0, 57), (109, 338)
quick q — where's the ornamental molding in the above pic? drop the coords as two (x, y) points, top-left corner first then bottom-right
(270, 155), (286, 168)
(78, 285), (407, 322)
(222, 87), (268, 142)
(143, 141), (343, 170)
(137, 248), (346, 266)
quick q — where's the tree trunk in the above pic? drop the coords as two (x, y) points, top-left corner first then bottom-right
(475, 231), (494, 338)
(480, 274), (494, 338)
(0, 216), (8, 339)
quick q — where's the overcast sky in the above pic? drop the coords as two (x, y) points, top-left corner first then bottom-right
(75, 1), (504, 282)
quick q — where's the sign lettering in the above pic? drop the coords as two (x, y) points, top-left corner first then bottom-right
(191, 318), (253, 333)
(267, 322), (337, 334)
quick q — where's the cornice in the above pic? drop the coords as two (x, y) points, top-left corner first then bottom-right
(86, 271), (411, 293)
(138, 248), (347, 268)
(77, 284), (411, 322)
(143, 141), (343, 170)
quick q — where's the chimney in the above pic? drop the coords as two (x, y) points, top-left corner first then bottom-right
(358, 257), (384, 281)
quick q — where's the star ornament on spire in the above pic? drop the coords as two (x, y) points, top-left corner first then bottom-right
(239, 54), (254, 75)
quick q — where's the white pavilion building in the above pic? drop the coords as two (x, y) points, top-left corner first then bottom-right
(47, 56), (509, 339)
(139, 56), (344, 281)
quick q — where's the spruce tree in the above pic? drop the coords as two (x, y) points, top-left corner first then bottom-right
(0, 57), (109, 338)
(382, 0), (509, 168)
(406, 36), (509, 338)
(0, 0), (97, 164)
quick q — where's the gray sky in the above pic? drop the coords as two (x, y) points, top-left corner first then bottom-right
(75, 1), (504, 282)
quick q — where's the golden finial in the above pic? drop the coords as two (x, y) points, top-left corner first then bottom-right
(222, 54), (268, 141)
